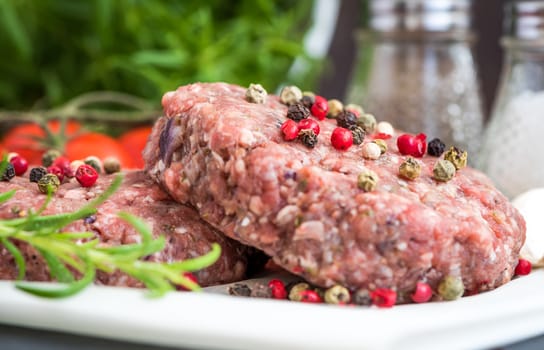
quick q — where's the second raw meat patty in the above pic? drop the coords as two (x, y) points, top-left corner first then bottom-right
(0, 171), (252, 287)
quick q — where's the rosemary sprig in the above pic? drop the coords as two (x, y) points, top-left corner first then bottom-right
(0, 171), (221, 298)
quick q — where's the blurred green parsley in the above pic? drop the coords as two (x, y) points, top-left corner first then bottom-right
(0, 0), (318, 109)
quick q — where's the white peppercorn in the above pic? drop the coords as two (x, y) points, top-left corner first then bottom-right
(70, 160), (85, 175)
(433, 159), (456, 182)
(245, 83), (267, 104)
(362, 142), (381, 160)
(376, 121), (394, 136)
(327, 99), (344, 118)
(279, 85), (302, 105)
(372, 139), (388, 154)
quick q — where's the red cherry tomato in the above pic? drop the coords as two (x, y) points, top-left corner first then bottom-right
(65, 132), (134, 169)
(2, 120), (81, 165)
(118, 126), (152, 169)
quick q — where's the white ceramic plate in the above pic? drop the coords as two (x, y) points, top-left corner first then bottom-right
(0, 270), (543, 350)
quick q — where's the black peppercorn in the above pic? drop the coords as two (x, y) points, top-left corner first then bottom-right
(1, 163), (15, 181)
(287, 102), (310, 122)
(301, 94), (315, 109)
(228, 283), (252, 297)
(298, 129), (318, 148)
(84, 215), (97, 224)
(352, 288), (372, 306)
(336, 110), (358, 129)
(29, 167), (48, 183)
(350, 125), (365, 145)
(427, 138), (446, 157)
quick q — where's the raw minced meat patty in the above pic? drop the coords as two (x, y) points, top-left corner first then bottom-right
(0, 171), (253, 287)
(144, 82), (526, 299)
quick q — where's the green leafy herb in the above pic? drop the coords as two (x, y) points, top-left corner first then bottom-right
(0, 1), (317, 110)
(0, 171), (221, 298)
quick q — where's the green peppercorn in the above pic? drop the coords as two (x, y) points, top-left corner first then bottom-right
(245, 83), (267, 104)
(279, 85), (302, 105)
(298, 129), (318, 149)
(437, 276), (464, 300)
(433, 159), (456, 182)
(444, 146), (468, 170)
(350, 125), (366, 145)
(324, 285), (351, 304)
(84, 156), (102, 174)
(42, 149), (61, 167)
(356, 113), (377, 134)
(327, 99), (344, 118)
(357, 170), (379, 192)
(372, 139), (388, 154)
(103, 157), (121, 174)
(399, 157), (422, 180)
(37, 173), (61, 194)
(288, 282), (310, 301)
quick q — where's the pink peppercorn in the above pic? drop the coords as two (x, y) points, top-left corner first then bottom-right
(411, 282), (433, 303)
(331, 127), (353, 150)
(268, 279), (287, 299)
(9, 156), (28, 176)
(177, 272), (198, 291)
(397, 133), (427, 157)
(298, 118), (320, 136)
(47, 165), (64, 182)
(281, 119), (300, 141)
(52, 156), (74, 178)
(310, 95), (329, 120)
(299, 290), (322, 303)
(75, 164), (98, 187)
(370, 288), (397, 308)
(515, 258), (532, 276)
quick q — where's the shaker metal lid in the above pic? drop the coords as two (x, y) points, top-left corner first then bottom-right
(370, 0), (472, 32)
(505, 0), (544, 40)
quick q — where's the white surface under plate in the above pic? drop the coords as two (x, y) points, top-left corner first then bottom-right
(1, 270), (544, 350)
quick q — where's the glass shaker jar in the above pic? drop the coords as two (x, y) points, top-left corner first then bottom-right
(347, 0), (484, 159)
(478, 1), (544, 198)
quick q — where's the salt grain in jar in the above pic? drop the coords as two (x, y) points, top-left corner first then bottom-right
(477, 1), (544, 198)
